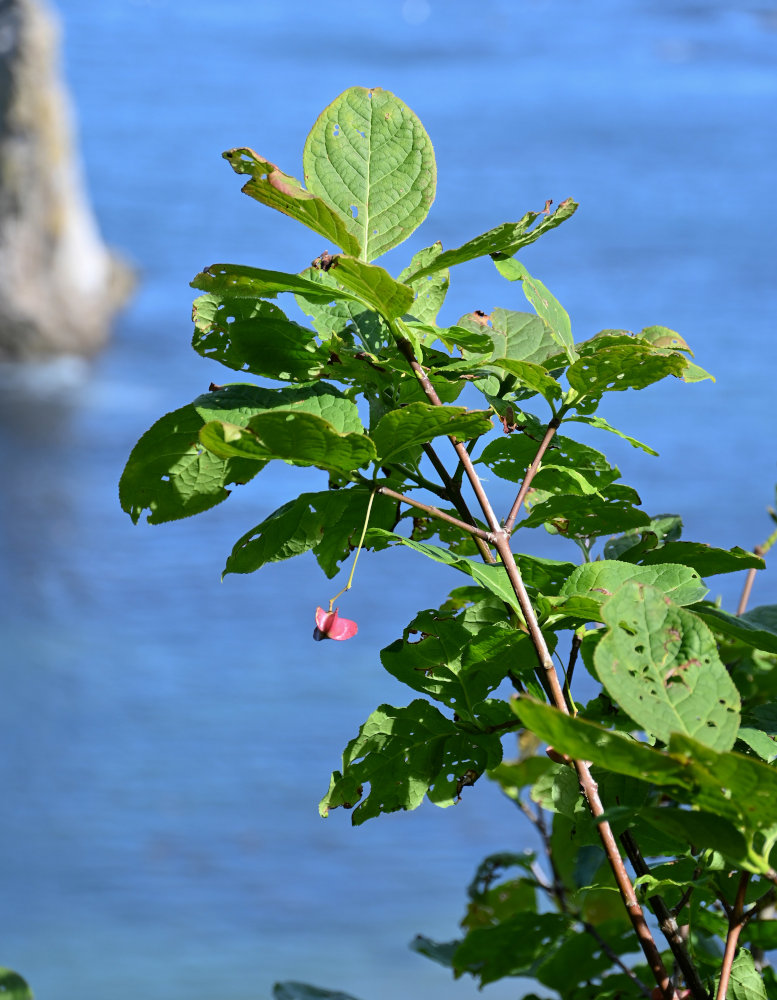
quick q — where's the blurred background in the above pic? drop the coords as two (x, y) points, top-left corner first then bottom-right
(0, 1), (775, 997)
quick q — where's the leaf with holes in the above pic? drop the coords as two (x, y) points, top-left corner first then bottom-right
(493, 258), (577, 364)
(593, 582), (740, 751)
(319, 700), (503, 824)
(459, 308), (563, 367)
(371, 402), (492, 464)
(190, 262), (364, 304)
(567, 344), (687, 396)
(223, 148), (361, 255)
(325, 256), (415, 319)
(119, 384), (295, 524)
(201, 410), (376, 475)
(303, 87), (436, 262)
(399, 243), (449, 324)
(192, 295), (330, 380)
(560, 560), (708, 608)
(404, 199), (578, 282)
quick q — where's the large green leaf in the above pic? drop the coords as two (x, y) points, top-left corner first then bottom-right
(371, 402), (492, 463)
(381, 609), (537, 721)
(517, 491), (651, 537)
(319, 700), (503, 823)
(192, 295), (330, 381)
(560, 560), (708, 607)
(223, 486), (398, 579)
(484, 358), (561, 403)
(594, 582), (740, 751)
(399, 243), (449, 324)
(724, 949), (769, 1000)
(200, 410), (376, 475)
(324, 256), (415, 319)
(460, 308), (562, 367)
(190, 262), (363, 304)
(303, 87), (436, 262)
(638, 541), (765, 576)
(492, 259), (577, 364)
(222, 148), (361, 255)
(404, 199), (578, 282)
(567, 344), (687, 396)
(478, 434), (617, 490)
(452, 912), (570, 986)
(119, 385), (292, 524)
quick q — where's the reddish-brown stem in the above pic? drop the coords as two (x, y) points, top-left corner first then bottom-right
(421, 442), (496, 564)
(736, 544), (765, 617)
(374, 484), (495, 543)
(397, 330), (678, 999)
(715, 873), (751, 1000)
(503, 418), (561, 535)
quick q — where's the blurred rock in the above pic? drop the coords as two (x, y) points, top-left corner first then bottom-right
(0, 0), (132, 360)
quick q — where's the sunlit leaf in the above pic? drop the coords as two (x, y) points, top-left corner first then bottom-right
(190, 262), (362, 304)
(560, 560), (708, 607)
(303, 87), (436, 262)
(404, 199), (578, 282)
(325, 256), (415, 319)
(459, 308), (562, 367)
(223, 147), (361, 255)
(724, 949), (769, 1000)
(399, 243), (449, 324)
(594, 582), (740, 751)
(568, 344), (687, 396)
(638, 541), (765, 576)
(492, 258), (577, 364)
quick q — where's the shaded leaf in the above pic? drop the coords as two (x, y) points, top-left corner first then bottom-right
(0, 969), (33, 1000)
(371, 402), (492, 463)
(637, 808), (753, 874)
(303, 86), (436, 261)
(404, 199), (578, 282)
(639, 541), (765, 576)
(493, 258), (577, 364)
(478, 433), (617, 489)
(319, 700), (503, 823)
(691, 605), (777, 656)
(517, 491), (651, 537)
(452, 912), (569, 986)
(192, 295), (329, 381)
(223, 147), (361, 255)
(485, 358), (561, 402)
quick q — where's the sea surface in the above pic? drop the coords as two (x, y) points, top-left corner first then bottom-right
(0, 1), (775, 997)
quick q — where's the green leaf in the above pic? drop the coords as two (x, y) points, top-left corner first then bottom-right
(560, 560), (708, 608)
(404, 199), (578, 282)
(452, 912), (569, 986)
(303, 86), (436, 262)
(478, 434), (617, 488)
(224, 486), (398, 579)
(380, 609), (536, 721)
(190, 262), (363, 304)
(319, 700), (503, 823)
(638, 542), (765, 576)
(723, 948), (769, 1000)
(518, 492), (651, 538)
(567, 344), (687, 396)
(0, 969), (33, 1000)
(604, 514), (683, 561)
(371, 402), (492, 463)
(736, 728), (777, 763)
(492, 259), (577, 364)
(273, 984), (363, 1000)
(594, 582), (740, 750)
(568, 413), (658, 455)
(486, 358), (561, 402)
(637, 808), (752, 872)
(200, 410), (376, 475)
(325, 256), (415, 319)
(399, 243), (449, 324)
(410, 935), (460, 969)
(192, 295), (330, 381)
(460, 308), (562, 367)
(691, 605), (777, 656)
(222, 147), (361, 255)
(120, 386), (282, 524)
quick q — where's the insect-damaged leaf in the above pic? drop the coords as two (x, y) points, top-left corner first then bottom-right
(190, 262), (364, 304)
(459, 308), (564, 368)
(319, 700), (503, 824)
(200, 410), (377, 475)
(371, 402), (492, 464)
(593, 582), (740, 751)
(303, 87), (436, 262)
(223, 148), (361, 256)
(192, 295), (330, 381)
(567, 344), (687, 396)
(323, 255), (415, 319)
(223, 486), (398, 580)
(399, 243), (449, 324)
(404, 199), (578, 282)
(560, 560), (708, 608)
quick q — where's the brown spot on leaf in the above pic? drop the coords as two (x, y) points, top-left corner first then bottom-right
(470, 309), (491, 326)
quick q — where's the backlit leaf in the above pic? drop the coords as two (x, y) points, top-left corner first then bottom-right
(568, 344), (687, 396)
(493, 258), (577, 364)
(594, 582), (740, 750)
(223, 147), (361, 255)
(724, 949), (769, 1000)
(320, 700), (503, 823)
(399, 243), (449, 324)
(325, 256), (415, 319)
(460, 308), (562, 367)
(190, 262), (362, 304)
(303, 87), (436, 262)
(560, 560), (708, 607)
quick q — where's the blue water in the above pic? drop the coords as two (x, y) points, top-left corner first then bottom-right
(0, 1), (775, 997)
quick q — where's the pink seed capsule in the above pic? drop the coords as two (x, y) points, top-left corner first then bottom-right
(313, 606), (358, 641)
